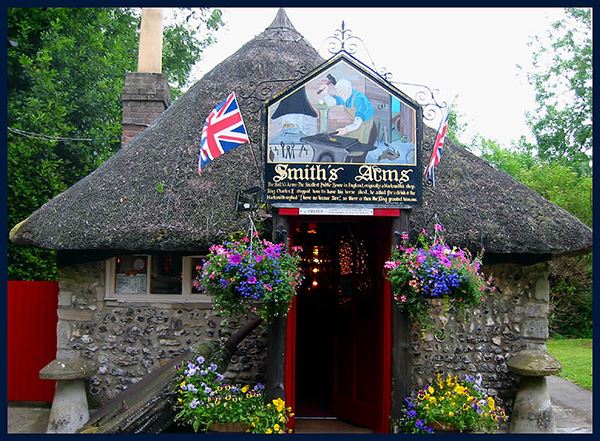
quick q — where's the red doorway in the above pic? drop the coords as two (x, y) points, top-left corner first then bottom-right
(285, 218), (392, 432)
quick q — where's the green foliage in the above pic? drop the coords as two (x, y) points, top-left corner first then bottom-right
(397, 374), (507, 434)
(446, 102), (468, 146)
(7, 7), (222, 280)
(548, 255), (592, 338)
(547, 338), (592, 390)
(174, 356), (290, 433)
(525, 8), (592, 175)
(197, 236), (303, 322)
(480, 139), (592, 227)
(385, 226), (494, 330)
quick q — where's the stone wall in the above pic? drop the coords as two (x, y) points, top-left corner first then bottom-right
(57, 260), (550, 410)
(56, 261), (267, 407)
(409, 261), (550, 410)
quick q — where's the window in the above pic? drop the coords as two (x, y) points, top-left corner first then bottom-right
(105, 255), (210, 302)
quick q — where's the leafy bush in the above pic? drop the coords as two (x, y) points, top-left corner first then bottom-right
(548, 255), (592, 338)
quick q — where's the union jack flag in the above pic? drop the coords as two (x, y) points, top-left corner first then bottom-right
(424, 108), (449, 186)
(198, 92), (249, 174)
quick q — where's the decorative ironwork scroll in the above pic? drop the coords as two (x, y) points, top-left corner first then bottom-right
(321, 22), (448, 131)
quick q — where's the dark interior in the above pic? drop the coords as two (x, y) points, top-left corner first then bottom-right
(294, 221), (337, 417)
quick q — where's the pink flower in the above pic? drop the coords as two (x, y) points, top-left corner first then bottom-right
(255, 255), (264, 263)
(409, 280), (419, 289)
(400, 295), (407, 303)
(292, 246), (303, 253)
(264, 284), (273, 291)
(384, 261), (399, 270)
(242, 236), (250, 243)
(192, 280), (200, 289)
(434, 223), (445, 232)
(405, 247), (415, 254)
(253, 230), (260, 238)
(401, 232), (409, 240)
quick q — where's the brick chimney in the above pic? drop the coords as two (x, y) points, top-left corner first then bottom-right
(121, 8), (171, 147)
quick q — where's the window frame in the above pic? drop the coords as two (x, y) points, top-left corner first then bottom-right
(105, 255), (211, 303)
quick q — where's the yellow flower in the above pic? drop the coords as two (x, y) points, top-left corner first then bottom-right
(428, 396), (437, 404)
(449, 412), (454, 417)
(179, 381), (186, 388)
(428, 386), (435, 394)
(279, 416), (287, 423)
(487, 397), (496, 411)
(241, 385), (249, 393)
(225, 385), (231, 390)
(272, 398), (286, 412)
(217, 386), (223, 391)
(177, 398), (183, 404)
(274, 424), (280, 431)
(265, 428), (273, 434)
(225, 395), (232, 401)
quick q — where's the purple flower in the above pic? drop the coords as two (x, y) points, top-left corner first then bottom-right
(264, 245), (281, 259)
(228, 253), (243, 265)
(255, 255), (264, 263)
(247, 275), (257, 284)
(407, 409), (417, 418)
(189, 398), (199, 409)
(415, 419), (425, 429)
(209, 363), (218, 372)
(196, 356), (205, 365)
(216, 373), (224, 382)
(434, 223), (445, 232)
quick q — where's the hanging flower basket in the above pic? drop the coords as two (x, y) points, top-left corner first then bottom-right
(196, 232), (303, 322)
(384, 224), (495, 329)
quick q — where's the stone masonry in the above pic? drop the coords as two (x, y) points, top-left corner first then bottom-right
(57, 260), (550, 410)
(410, 262), (550, 411)
(56, 260), (267, 407)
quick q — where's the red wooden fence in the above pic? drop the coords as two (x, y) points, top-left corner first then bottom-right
(8, 280), (58, 402)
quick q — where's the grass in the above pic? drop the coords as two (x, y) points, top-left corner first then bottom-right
(546, 338), (592, 390)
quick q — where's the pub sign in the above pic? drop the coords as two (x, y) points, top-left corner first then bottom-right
(264, 53), (423, 208)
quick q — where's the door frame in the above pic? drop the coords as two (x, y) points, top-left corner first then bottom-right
(283, 213), (395, 433)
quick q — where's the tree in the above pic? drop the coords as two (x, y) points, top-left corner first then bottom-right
(525, 7), (592, 175)
(8, 7), (222, 280)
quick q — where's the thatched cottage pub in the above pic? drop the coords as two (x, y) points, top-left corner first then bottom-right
(10, 9), (592, 434)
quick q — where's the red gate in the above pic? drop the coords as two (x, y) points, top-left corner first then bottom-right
(8, 280), (58, 402)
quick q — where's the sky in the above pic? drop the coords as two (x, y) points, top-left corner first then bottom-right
(186, 7), (566, 149)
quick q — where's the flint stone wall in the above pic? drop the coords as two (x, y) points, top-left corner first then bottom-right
(56, 260), (550, 409)
(410, 261), (550, 410)
(56, 260), (267, 407)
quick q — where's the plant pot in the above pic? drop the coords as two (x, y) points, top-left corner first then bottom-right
(429, 421), (459, 432)
(207, 422), (248, 432)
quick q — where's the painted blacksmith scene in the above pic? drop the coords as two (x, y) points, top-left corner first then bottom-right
(7, 7), (592, 435)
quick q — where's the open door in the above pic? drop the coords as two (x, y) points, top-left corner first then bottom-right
(287, 218), (391, 433)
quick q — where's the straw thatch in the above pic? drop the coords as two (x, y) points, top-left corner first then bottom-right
(10, 9), (591, 259)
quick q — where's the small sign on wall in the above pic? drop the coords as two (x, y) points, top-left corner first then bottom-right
(264, 52), (423, 209)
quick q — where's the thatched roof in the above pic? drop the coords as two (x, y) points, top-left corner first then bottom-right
(10, 9), (591, 259)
